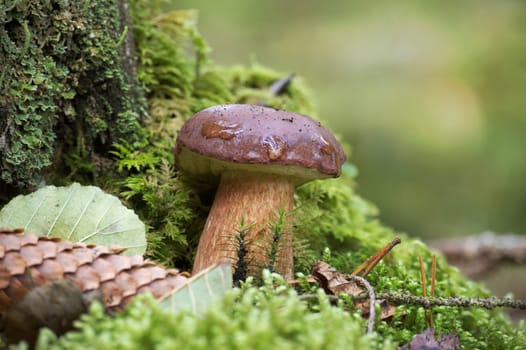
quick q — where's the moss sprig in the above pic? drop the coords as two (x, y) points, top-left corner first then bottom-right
(232, 219), (254, 285)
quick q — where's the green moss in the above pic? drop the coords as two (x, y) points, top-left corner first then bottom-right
(32, 273), (395, 350)
(0, 0), (146, 189)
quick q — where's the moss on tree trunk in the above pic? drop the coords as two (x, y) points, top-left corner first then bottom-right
(0, 0), (146, 192)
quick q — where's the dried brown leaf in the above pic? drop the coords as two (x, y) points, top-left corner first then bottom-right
(311, 260), (396, 320)
(312, 261), (363, 296)
(398, 328), (460, 350)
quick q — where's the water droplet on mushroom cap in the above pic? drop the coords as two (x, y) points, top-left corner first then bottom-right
(263, 135), (288, 160)
(319, 136), (335, 156)
(201, 120), (241, 140)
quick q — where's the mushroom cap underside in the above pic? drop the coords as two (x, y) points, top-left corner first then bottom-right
(174, 104), (346, 184)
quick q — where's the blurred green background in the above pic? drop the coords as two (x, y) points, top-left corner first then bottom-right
(172, 0), (526, 241)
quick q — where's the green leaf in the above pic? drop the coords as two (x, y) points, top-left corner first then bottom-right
(159, 263), (232, 315)
(0, 183), (146, 255)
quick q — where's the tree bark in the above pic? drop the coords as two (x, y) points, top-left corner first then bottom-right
(429, 232), (526, 277)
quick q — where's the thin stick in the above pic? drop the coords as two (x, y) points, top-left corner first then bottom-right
(418, 255), (429, 327)
(377, 293), (526, 310)
(430, 254), (436, 327)
(352, 237), (402, 277)
(298, 293), (526, 310)
(352, 254), (377, 277)
(430, 255), (436, 297)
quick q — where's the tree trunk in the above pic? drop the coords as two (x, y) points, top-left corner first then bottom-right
(0, 0), (145, 193)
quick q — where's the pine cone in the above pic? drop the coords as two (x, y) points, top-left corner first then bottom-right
(0, 227), (189, 314)
(1, 279), (100, 348)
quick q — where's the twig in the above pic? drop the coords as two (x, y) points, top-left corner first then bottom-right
(299, 293), (526, 310)
(267, 74), (295, 96)
(258, 75), (295, 106)
(349, 275), (376, 334)
(430, 255), (436, 326)
(299, 293), (338, 302)
(419, 255), (427, 299)
(418, 255), (429, 327)
(378, 292), (526, 310)
(352, 237), (401, 277)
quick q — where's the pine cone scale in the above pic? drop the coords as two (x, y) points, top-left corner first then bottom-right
(19, 245), (45, 267)
(0, 234), (23, 252)
(105, 254), (134, 273)
(99, 281), (124, 307)
(73, 265), (102, 290)
(69, 247), (98, 265)
(115, 272), (139, 298)
(4, 252), (26, 275)
(39, 259), (65, 280)
(0, 268), (10, 289)
(56, 251), (81, 273)
(91, 257), (117, 281)
(36, 240), (59, 259)
(4, 278), (28, 306)
(129, 266), (154, 287)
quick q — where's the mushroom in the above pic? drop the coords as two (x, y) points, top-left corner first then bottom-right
(175, 104), (345, 279)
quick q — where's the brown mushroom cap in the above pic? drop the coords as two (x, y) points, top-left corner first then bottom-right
(175, 104), (346, 185)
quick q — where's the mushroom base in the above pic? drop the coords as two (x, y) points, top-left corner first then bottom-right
(192, 171), (294, 279)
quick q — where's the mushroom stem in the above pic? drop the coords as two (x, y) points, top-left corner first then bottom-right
(192, 171), (294, 279)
